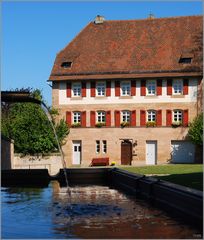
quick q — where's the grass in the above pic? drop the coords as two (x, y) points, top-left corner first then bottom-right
(120, 164), (203, 191)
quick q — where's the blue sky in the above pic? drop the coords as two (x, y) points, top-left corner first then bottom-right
(2, 1), (203, 105)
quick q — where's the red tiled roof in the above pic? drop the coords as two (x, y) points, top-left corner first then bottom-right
(49, 15), (203, 81)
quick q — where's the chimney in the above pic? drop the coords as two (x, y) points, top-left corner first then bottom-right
(148, 13), (155, 19)
(94, 15), (105, 24)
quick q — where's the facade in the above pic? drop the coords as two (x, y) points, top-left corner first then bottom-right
(49, 15), (203, 166)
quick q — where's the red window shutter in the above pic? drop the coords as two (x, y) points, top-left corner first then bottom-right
(91, 82), (95, 97)
(140, 110), (146, 126)
(90, 111), (96, 127)
(141, 80), (146, 96)
(183, 109), (189, 127)
(166, 110), (172, 126)
(131, 110), (136, 126)
(156, 110), (162, 126)
(66, 111), (71, 126)
(106, 111), (111, 127)
(157, 80), (162, 96)
(115, 110), (120, 127)
(131, 80), (136, 96)
(167, 79), (172, 95)
(81, 111), (86, 127)
(115, 81), (120, 96)
(183, 79), (189, 95)
(106, 81), (111, 96)
(66, 82), (71, 97)
(82, 82), (86, 97)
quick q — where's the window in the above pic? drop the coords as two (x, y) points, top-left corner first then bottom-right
(147, 80), (156, 95)
(96, 82), (106, 96)
(97, 111), (106, 123)
(73, 112), (81, 123)
(72, 83), (81, 97)
(121, 110), (130, 122)
(179, 58), (192, 64)
(121, 81), (131, 96)
(173, 110), (182, 122)
(102, 140), (107, 153)
(96, 140), (100, 154)
(147, 110), (156, 122)
(61, 62), (72, 68)
(173, 79), (183, 95)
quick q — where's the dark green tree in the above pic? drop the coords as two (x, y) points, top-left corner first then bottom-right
(188, 113), (203, 146)
(1, 89), (69, 154)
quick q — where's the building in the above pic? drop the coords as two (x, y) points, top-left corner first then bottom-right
(48, 15), (203, 166)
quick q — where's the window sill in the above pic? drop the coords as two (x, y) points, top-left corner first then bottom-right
(94, 96), (107, 99)
(171, 95), (185, 98)
(71, 97), (83, 100)
(119, 96), (133, 99)
(144, 95), (158, 98)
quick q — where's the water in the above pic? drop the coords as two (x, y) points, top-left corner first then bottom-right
(41, 102), (71, 198)
(1, 181), (202, 239)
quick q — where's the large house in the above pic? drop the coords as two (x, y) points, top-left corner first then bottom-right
(49, 15), (203, 166)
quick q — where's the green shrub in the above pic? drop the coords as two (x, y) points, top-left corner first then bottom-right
(188, 113), (203, 145)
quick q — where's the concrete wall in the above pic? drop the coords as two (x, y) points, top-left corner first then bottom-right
(1, 135), (14, 170)
(13, 154), (63, 175)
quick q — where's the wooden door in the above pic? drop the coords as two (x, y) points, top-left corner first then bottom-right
(121, 141), (132, 165)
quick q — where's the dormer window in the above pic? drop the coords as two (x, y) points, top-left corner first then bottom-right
(179, 58), (192, 64)
(61, 61), (72, 68)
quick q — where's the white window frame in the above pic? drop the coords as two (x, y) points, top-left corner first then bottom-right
(121, 110), (130, 122)
(96, 140), (100, 154)
(173, 79), (183, 95)
(97, 111), (106, 123)
(73, 112), (81, 123)
(147, 110), (156, 122)
(96, 82), (106, 96)
(121, 81), (131, 96)
(72, 82), (81, 97)
(173, 110), (182, 122)
(146, 80), (156, 95)
(102, 140), (107, 154)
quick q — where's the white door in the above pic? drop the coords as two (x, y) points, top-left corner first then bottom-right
(171, 141), (195, 163)
(146, 141), (157, 165)
(73, 141), (81, 165)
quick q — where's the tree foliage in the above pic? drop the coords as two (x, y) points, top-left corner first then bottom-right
(1, 89), (69, 154)
(188, 113), (203, 146)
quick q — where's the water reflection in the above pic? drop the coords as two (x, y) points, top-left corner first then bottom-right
(1, 181), (202, 239)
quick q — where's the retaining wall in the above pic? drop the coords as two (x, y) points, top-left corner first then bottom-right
(13, 154), (62, 175)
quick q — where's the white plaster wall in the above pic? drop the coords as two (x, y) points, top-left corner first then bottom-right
(59, 78), (198, 105)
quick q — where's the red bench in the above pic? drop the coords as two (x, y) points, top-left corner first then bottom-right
(91, 158), (109, 166)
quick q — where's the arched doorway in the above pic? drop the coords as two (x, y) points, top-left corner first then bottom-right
(121, 140), (132, 165)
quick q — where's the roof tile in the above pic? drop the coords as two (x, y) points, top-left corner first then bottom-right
(49, 15), (203, 81)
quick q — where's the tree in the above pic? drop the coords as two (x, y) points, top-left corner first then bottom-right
(1, 89), (69, 154)
(188, 113), (203, 146)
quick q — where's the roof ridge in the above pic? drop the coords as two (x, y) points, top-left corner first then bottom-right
(103, 15), (202, 23)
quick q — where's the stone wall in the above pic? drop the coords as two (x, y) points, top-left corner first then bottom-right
(62, 126), (190, 166)
(13, 154), (63, 175)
